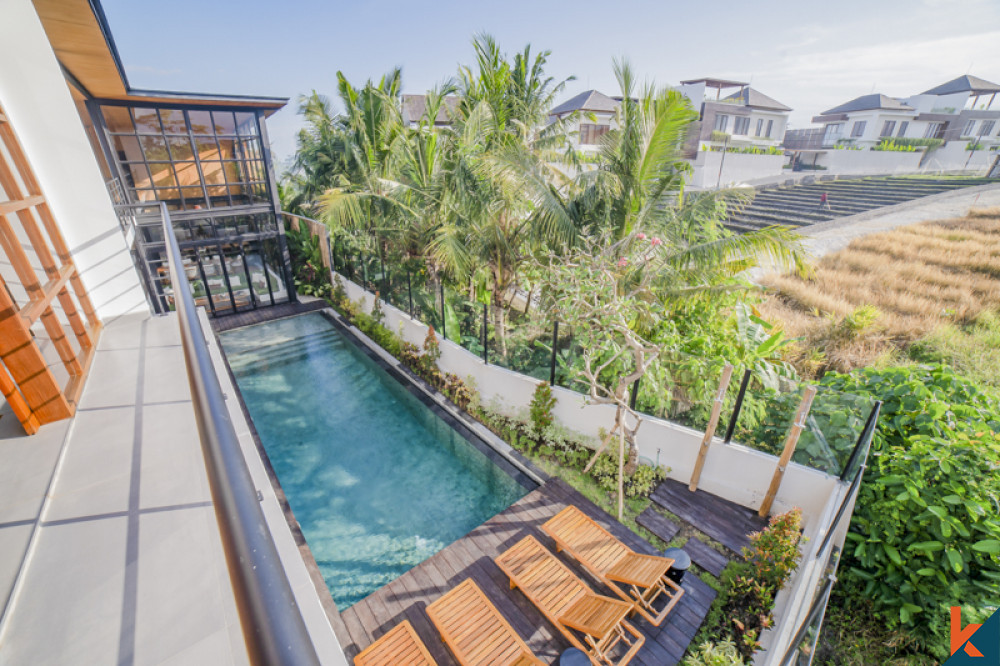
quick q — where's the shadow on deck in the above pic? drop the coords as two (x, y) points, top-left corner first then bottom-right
(336, 479), (716, 665)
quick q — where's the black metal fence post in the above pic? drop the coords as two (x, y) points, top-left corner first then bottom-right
(549, 321), (559, 385)
(481, 302), (488, 364)
(723, 369), (752, 443)
(840, 401), (882, 482)
(629, 377), (640, 411)
(361, 254), (368, 291)
(439, 281), (446, 338)
(406, 270), (414, 318)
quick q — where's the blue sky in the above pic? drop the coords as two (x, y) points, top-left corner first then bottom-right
(102, 0), (1000, 169)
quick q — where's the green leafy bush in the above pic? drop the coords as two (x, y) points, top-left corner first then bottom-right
(682, 640), (745, 665)
(589, 451), (667, 498)
(872, 139), (919, 152)
(698, 510), (803, 659)
(820, 365), (1000, 657)
(529, 381), (557, 432)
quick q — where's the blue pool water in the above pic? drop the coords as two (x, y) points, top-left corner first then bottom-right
(220, 313), (528, 609)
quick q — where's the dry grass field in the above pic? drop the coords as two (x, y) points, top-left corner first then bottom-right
(759, 206), (1000, 377)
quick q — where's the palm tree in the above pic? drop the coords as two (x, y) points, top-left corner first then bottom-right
(317, 69), (412, 281)
(432, 35), (576, 354)
(283, 91), (357, 216)
(505, 60), (806, 499)
(504, 58), (806, 274)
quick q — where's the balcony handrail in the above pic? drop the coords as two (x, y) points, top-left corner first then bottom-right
(160, 202), (321, 665)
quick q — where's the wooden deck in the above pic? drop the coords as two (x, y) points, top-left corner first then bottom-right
(209, 297), (328, 333)
(650, 479), (768, 555)
(336, 479), (717, 666)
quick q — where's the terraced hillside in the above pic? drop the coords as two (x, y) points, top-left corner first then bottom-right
(727, 176), (994, 232)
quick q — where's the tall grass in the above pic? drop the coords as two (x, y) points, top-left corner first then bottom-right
(759, 207), (1000, 375)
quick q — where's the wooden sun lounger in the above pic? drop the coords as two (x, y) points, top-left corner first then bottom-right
(354, 619), (437, 666)
(541, 505), (685, 627)
(495, 536), (644, 666)
(426, 578), (544, 666)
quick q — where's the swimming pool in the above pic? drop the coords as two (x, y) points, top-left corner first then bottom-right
(220, 312), (529, 609)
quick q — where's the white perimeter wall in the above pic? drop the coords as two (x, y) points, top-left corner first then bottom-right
(0, 0), (147, 319)
(814, 148), (924, 175)
(813, 141), (995, 175)
(337, 275), (839, 520)
(690, 152), (786, 187)
(920, 141), (996, 172)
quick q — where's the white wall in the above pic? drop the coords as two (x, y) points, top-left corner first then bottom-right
(841, 110), (917, 144)
(920, 141), (996, 171)
(814, 148), (924, 174)
(0, 0), (147, 319)
(337, 273), (839, 522)
(689, 152), (786, 188)
(905, 91), (969, 114)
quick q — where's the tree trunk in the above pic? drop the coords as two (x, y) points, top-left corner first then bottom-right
(618, 409), (625, 521)
(492, 301), (508, 358)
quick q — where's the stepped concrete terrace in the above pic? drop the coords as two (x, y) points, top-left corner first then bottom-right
(727, 176), (995, 232)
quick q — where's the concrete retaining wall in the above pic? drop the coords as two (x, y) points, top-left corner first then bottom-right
(690, 152), (787, 188)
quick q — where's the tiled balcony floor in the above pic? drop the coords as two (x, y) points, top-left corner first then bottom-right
(0, 312), (250, 665)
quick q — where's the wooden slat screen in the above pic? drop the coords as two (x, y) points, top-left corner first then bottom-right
(0, 101), (101, 434)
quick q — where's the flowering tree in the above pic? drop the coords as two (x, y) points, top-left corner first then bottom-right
(538, 233), (670, 519)
(540, 225), (804, 519)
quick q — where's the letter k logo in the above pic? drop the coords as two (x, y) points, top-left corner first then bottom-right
(953, 607), (985, 658)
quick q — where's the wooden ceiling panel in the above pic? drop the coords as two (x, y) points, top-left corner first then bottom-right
(33, 0), (127, 97)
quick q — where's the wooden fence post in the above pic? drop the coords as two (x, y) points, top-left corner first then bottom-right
(758, 386), (818, 517)
(688, 363), (734, 491)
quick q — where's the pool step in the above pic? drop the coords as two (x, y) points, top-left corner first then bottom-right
(226, 328), (342, 373)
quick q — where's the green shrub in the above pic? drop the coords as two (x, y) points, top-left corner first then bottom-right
(872, 139), (919, 152)
(698, 509), (803, 659)
(589, 451), (666, 498)
(682, 640), (745, 666)
(819, 365), (1000, 658)
(529, 381), (556, 432)
(745, 508), (803, 590)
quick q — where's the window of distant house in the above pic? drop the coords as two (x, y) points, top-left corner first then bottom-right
(766, 119), (774, 138)
(851, 121), (867, 138)
(579, 123), (610, 145)
(714, 114), (730, 132)
(924, 122), (942, 138)
(823, 124), (843, 142)
(964, 120), (976, 136)
(755, 119), (764, 137)
(733, 117), (751, 135)
(897, 121), (909, 137)
(880, 121), (896, 137)
(980, 120), (996, 136)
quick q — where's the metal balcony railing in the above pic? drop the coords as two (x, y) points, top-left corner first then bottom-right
(159, 202), (321, 665)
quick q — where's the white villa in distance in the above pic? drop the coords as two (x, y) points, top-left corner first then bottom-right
(782, 74), (1000, 176)
(545, 78), (793, 187)
(677, 77), (791, 149)
(812, 74), (1000, 148)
